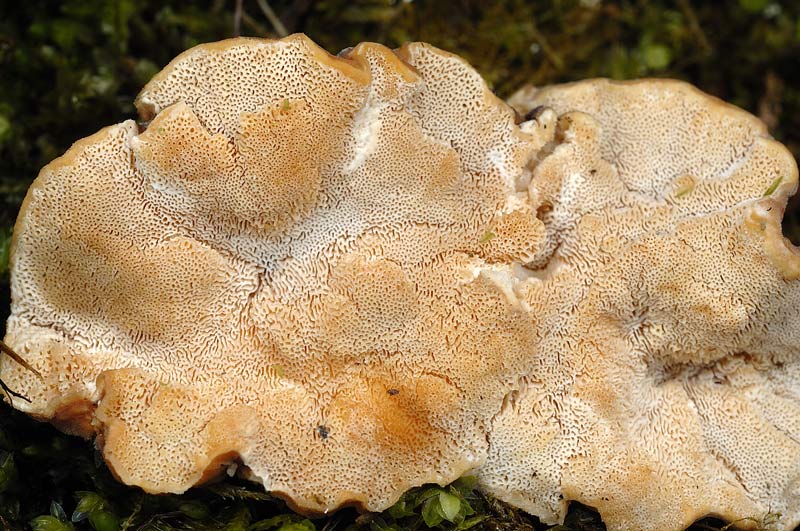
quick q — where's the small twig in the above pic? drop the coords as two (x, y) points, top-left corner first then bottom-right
(0, 340), (41, 403)
(242, 12), (271, 36)
(529, 17), (563, 71)
(677, 0), (712, 56)
(0, 340), (43, 380)
(233, 0), (243, 37)
(0, 378), (30, 403)
(256, 0), (289, 37)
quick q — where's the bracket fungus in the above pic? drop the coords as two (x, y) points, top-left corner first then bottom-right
(2, 35), (799, 531)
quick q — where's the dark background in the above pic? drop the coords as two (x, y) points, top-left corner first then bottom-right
(2, 0), (800, 331)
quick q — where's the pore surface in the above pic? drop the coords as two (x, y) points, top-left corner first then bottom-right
(3, 35), (544, 513)
(488, 79), (800, 530)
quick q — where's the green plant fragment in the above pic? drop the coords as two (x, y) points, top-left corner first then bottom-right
(51, 501), (68, 522)
(764, 176), (783, 196)
(455, 515), (488, 530)
(30, 515), (75, 531)
(386, 497), (415, 519)
(641, 43), (672, 69)
(206, 483), (275, 502)
(72, 491), (107, 522)
(739, 0), (769, 12)
(421, 496), (444, 528)
(438, 492), (461, 522)
(89, 510), (121, 531)
(250, 515), (293, 531)
(675, 183), (694, 198)
(276, 522), (314, 531)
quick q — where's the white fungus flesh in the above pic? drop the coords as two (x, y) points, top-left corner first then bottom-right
(2, 37), (799, 531)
